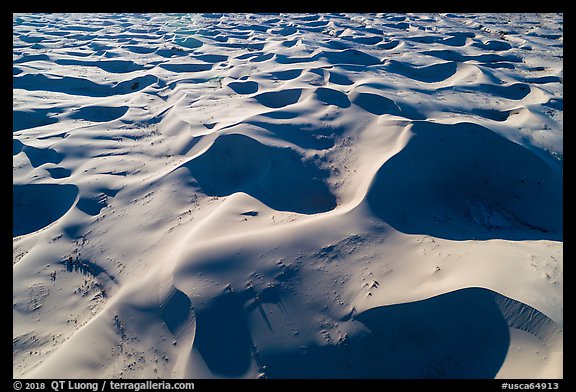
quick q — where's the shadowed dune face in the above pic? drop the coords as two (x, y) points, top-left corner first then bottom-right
(68, 105), (129, 122)
(13, 139), (24, 155)
(173, 36), (203, 49)
(314, 87), (351, 108)
(13, 140), (64, 168)
(254, 88), (302, 108)
(436, 82), (532, 101)
(13, 73), (162, 97)
(269, 68), (302, 80)
(259, 287), (510, 378)
(193, 292), (254, 377)
(161, 288), (192, 336)
(385, 59), (459, 83)
(13, 183), (78, 237)
(54, 58), (146, 73)
(75, 187), (119, 216)
(76, 195), (107, 216)
(13, 109), (61, 132)
(422, 49), (522, 65)
(158, 62), (213, 73)
(319, 49), (382, 66)
(45, 167), (71, 179)
(366, 122), (562, 241)
(351, 91), (425, 120)
(246, 121), (337, 150)
(174, 134), (337, 214)
(227, 80), (259, 95)
(328, 70), (354, 85)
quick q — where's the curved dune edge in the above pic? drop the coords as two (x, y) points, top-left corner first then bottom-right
(21, 284), (561, 379)
(13, 183), (79, 237)
(14, 13), (562, 379)
(364, 121), (562, 241)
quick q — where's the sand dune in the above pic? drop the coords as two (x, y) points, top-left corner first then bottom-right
(13, 13), (562, 379)
(365, 121), (562, 241)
